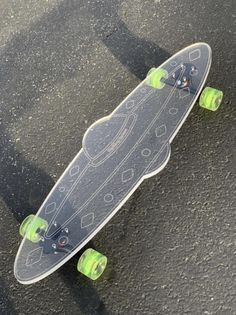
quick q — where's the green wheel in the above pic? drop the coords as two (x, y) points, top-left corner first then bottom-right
(199, 87), (223, 111)
(146, 68), (168, 89)
(19, 214), (48, 243)
(77, 248), (107, 280)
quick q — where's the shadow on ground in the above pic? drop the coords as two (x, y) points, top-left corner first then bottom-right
(0, 278), (18, 315)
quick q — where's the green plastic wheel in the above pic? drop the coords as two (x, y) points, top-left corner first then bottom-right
(199, 87), (223, 111)
(19, 214), (48, 243)
(146, 68), (168, 89)
(77, 248), (107, 280)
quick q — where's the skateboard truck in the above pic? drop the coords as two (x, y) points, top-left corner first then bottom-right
(42, 224), (71, 254)
(168, 63), (198, 92)
(19, 214), (107, 279)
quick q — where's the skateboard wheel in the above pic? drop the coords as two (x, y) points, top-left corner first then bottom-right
(77, 248), (107, 280)
(199, 87), (223, 111)
(146, 68), (168, 89)
(19, 214), (48, 243)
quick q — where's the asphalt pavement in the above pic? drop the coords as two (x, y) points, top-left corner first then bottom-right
(0, 0), (235, 314)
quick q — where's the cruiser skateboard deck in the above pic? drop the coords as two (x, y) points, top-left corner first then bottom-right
(14, 43), (223, 284)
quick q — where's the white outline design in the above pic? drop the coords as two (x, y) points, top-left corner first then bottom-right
(26, 248), (43, 267)
(104, 193), (114, 203)
(81, 213), (95, 228)
(45, 202), (56, 214)
(179, 87), (190, 99)
(69, 165), (80, 177)
(169, 108), (178, 115)
(155, 124), (167, 137)
(189, 49), (201, 61)
(121, 169), (134, 183)
(141, 148), (151, 157)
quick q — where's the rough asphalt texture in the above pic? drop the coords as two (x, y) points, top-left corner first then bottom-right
(0, 0), (235, 314)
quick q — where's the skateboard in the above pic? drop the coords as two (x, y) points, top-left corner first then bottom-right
(14, 43), (223, 284)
